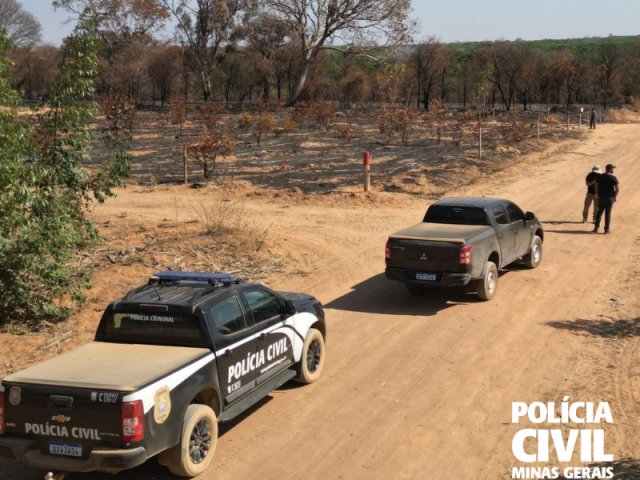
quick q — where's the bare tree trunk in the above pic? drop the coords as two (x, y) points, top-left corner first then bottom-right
(287, 56), (313, 106)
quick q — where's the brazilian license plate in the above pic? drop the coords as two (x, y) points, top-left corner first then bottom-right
(49, 441), (82, 457)
(416, 272), (436, 281)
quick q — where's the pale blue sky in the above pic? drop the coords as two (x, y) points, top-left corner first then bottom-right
(19, 0), (640, 46)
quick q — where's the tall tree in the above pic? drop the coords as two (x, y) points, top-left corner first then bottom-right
(54, 0), (169, 94)
(0, 0), (41, 46)
(262, 0), (413, 105)
(593, 40), (628, 109)
(243, 15), (289, 103)
(408, 37), (445, 110)
(161, 0), (256, 101)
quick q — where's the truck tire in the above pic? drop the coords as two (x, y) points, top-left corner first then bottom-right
(295, 328), (325, 384)
(475, 261), (498, 301)
(522, 235), (543, 269)
(162, 404), (218, 477)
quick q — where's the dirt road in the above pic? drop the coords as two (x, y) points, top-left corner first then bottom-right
(3, 123), (640, 479)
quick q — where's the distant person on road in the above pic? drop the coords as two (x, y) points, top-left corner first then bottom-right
(590, 108), (596, 129)
(583, 165), (600, 223)
(593, 164), (619, 234)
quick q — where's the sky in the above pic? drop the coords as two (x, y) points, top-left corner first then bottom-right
(18, 0), (640, 46)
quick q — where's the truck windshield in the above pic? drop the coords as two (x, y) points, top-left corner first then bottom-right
(424, 205), (489, 225)
(97, 312), (208, 347)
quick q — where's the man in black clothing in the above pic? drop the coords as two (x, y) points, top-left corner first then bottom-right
(583, 165), (600, 223)
(593, 164), (619, 234)
(590, 108), (596, 129)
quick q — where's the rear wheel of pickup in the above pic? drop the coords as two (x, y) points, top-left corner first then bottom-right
(162, 404), (218, 477)
(522, 235), (543, 269)
(295, 328), (325, 384)
(475, 261), (498, 301)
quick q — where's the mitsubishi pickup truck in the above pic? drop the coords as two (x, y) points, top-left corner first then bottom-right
(385, 197), (544, 300)
(0, 271), (326, 477)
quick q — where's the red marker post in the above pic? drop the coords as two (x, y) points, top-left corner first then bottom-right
(363, 151), (371, 192)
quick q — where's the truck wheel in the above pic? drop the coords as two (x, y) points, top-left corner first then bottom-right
(406, 283), (425, 295)
(295, 328), (325, 384)
(522, 235), (543, 269)
(475, 261), (498, 301)
(163, 404), (218, 477)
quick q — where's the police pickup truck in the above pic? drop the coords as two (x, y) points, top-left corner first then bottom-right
(385, 197), (544, 300)
(0, 271), (326, 477)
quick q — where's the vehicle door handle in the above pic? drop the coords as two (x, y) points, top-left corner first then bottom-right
(497, 234), (504, 239)
(258, 333), (266, 340)
(222, 349), (231, 358)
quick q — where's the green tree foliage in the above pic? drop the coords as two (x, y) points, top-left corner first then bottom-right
(0, 13), (130, 327)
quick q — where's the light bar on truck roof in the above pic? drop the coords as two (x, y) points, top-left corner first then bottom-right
(149, 271), (237, 285)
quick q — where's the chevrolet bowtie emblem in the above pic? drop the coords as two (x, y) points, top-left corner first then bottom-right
(51, 414), (71, 423)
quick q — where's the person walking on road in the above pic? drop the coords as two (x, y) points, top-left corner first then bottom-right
(589, 108), (596, 129)
(583, 165), (600, 223)
(593, 164), (619, 234)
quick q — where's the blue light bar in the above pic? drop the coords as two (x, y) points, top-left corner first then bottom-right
(151, 271), (237, 284)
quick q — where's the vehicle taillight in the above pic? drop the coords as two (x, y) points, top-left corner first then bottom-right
(0, 390), (5, 434)
(385, 240), (391, 259)
(122, 400), (144, 442)
(459, 245), (474, 265)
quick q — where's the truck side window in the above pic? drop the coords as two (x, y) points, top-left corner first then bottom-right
(492, 206), (509, 225)
(210, 297), (247, 336)
(244, 290), (282, 324)
(507, 203), (525, 222)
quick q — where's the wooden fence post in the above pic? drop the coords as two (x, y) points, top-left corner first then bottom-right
(183, 143), (188, 185)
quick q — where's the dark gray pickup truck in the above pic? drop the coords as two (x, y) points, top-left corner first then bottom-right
(0, 271), (326, 477)
(385, 197), (544, 300)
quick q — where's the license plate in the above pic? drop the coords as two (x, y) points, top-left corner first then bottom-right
(49, 442), (82, 458)
(416, 272), (436, 281)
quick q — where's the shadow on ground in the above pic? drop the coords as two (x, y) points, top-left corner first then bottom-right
(325, 272), (493, 316)
(547, 317), (640, 338)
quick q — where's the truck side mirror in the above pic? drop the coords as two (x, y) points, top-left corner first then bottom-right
(525, 211), (535, 221)
(282, 300), (296, 318)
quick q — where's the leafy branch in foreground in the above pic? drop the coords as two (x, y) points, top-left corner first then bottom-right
(0, 12), (130, 327)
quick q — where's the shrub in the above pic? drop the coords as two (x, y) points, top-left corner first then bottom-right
(99, 93), (137, 144)
(199, 103), (224, 131)
(237, 111), (253, 130)
(254, 113), (275, 145)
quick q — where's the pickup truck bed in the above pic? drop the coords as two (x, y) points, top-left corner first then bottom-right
(5, 342), (210, 391)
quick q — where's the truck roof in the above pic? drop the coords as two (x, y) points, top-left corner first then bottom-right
(433, 197), (508, 208)
(114, 272), (247, 309)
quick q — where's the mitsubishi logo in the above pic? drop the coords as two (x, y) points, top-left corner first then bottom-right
(51, 414), (71, 423)
(420, 252), (428, 261)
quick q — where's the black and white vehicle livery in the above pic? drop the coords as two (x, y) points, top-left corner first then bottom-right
(0, 271), (326, 477)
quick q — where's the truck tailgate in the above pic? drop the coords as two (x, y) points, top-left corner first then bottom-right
(388, 223), (491, 272)
(1, 342), (210, 458)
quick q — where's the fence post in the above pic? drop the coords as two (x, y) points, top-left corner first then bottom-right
(183, 144), (188, 185)
(478, 113), (482, 160)
(536, 112), (540, 142)
(363, 151), (371, 192)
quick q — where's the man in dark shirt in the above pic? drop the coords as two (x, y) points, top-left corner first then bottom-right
(593, 164), (619, 234)
(590, 108), (596, 129)
(583, 165), (600, 223)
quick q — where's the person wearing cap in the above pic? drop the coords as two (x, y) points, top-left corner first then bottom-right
(583, 165), (600, 223)
(593, 163), (619, 234)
